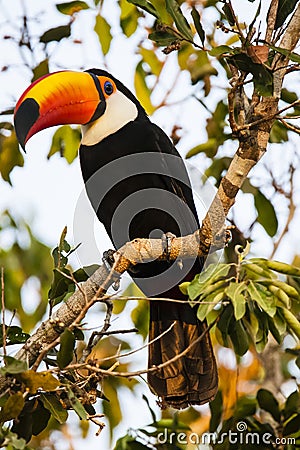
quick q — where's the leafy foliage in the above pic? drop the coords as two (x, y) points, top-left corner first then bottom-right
(0, 123), (24, 184)
(0, 211), (53, 331)
(181, 250), (300, 355)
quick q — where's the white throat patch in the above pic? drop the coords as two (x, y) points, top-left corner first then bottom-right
(81, 90), (138, 146)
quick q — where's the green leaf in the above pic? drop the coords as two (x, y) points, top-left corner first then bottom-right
(281, 88), (298, 104)
(186, 49), (218, 85)
(280, 308), (300, 340)
(94, 15), (112, 56)
(209, 390), (223, 432)
(115, 434), (150, 450)
(248, 281), (276, 316)
(32, 401), (51, 436)
(186, 138), (219, 159)
(0, 430), (26, 449)
(273, 310), (287, 335)
(127, 0), (158, 18)
(131, 300), (149, 340)
(134, 61), (155, 114)
(248, 0), (261, 33)
(217, 307), (233, 333)
(197, 291), (224, 322)
(103, 381), (122, 437)
(209, 45), (234, 57)
(198, 263), (231, 285)
(225, 282), (247, 320)
(269, 120), (289, 143)
(76, 264), (99, 280)
(274, 0), (298, 29)
(56, 1), (89, 15)
(165, 0), (193, 40)
(153, 417), (190, 430)
(18, 370), (60, 394)
(204, 157), (232, 183)
(0, 355), (28, 375)
(283, 413), (300, 436)
(263, 259), (300, 277)
(32, 59), (49, 82)
(254, 190), (278, 237)
(48, 268), (75, 306)
(48, 125), (81, 163)
(0, 392), (25, 422)
(139, 47), (163, 76)
(222, 3), (235, 26)
(0, 325), (29, 346)
(148, 29), (179, 46)
(268, 316), (283, 344)
(283, 391), (300, 420)
(191, 7), (205, 45)
(40, 25), (71, 43)
(254, 306), (269, 352)
(235, 396), (257, 418)
(229, 319), (249, 356)
(119, 0), (140, 37)
(269, 44), (300, 63)
(227, 53), (273, 96)
(40, 393), (68, 424)
(187, 263), (231, 301)
(57, 328), (76, 368)
(206, 99), (228, 141)
(257, 389), (281, 422)
(0, 126), (24, 184)
(65, 386), (88, 419)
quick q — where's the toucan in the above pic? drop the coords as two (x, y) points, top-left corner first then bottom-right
(14, 68), (218, 409)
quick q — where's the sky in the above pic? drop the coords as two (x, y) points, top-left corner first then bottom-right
(0, 0), (300, 448)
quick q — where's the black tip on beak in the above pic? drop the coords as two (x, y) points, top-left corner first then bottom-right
(14, 98), (40, 151)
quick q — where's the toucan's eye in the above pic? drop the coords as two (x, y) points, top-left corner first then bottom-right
(104, 81), (114, 95)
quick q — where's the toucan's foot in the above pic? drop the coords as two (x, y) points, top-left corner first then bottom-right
(102, 249), (115, 270)
(102, 250), (121, 291)
(161, 232), (176, 261)
(225, 226), (234, 246)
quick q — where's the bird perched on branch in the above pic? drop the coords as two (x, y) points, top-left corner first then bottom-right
(14, 68), (218, 409)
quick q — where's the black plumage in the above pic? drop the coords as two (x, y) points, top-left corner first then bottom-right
(79, 69), (218, 408)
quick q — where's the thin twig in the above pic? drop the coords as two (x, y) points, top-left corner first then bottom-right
(265, 0), (279, 44)
(107, 295), (230, 305)
(279, 118), (300, 135)
(91, 328), (138, 337)
(237, 99), (300, 132)
(82, 299), (113, 362)
(227, 0), (246, 43)
(57, 316), (219, 379)
(31, 336), (61, 371)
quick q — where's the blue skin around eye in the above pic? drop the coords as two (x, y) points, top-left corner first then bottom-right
(104, 81), (113, 95)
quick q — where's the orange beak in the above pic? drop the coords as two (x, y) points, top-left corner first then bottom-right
(14, 71), (106, 150)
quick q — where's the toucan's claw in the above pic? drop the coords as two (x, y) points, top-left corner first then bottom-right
(102, 249), (115, 271)
(102, 249), (121, 291)
(161, 232), (176, 262)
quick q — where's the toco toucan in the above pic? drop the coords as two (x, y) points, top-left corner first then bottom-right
(14, 69), (218, 409)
